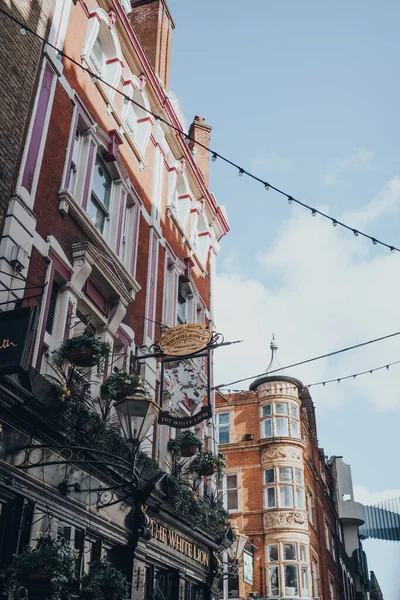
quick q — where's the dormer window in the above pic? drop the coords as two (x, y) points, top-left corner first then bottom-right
(89, 155), (111, 234)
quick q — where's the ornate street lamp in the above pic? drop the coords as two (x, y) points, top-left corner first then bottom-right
(114, 379), (160, 447)
(227, 522), (248, 562)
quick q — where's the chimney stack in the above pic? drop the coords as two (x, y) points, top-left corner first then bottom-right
(129, 0), (175, 89)
(188, 116), (212, 187)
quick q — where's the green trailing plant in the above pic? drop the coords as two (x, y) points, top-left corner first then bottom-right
(166, 475), (230, 531)
(167, 430), (203, 457)
(79, 559), (129, 600)
(100, 372), (140, 401)
(191, 451), (226, 478)
(6, 535), (76, 600)
(52, 329), (110, 368)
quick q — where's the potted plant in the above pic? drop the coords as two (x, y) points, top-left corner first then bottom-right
(100, 372), (140, 401)
(79, 559), (129, 600)
(6, 534), (76, 598)
(53, 329), (110, 368)
(168, 430), (202, 457)
(191, 451), (226, 477)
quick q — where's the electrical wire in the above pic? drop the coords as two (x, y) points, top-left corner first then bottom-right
(1, 6), (399, 253)
(220, 358), (400, 393)
(213, 328), (400, 389)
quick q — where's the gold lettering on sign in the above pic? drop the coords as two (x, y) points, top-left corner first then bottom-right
(0, 339), (17, 350)
(150, 519), (209, 567)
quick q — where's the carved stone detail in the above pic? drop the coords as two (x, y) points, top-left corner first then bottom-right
(261, 445), (302, 463)
(263, 511), (307, 530)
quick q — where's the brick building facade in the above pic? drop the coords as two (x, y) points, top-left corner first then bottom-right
(216, 340), (376, 600)
(0, 1), (230, 599)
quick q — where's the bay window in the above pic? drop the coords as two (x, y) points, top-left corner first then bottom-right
(268, 566), (280, 597)
(264, 467), (305, 510)
(261, 401), (300, 439)
(266, 542), (311, 598)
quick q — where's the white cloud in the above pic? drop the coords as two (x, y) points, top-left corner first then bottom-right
(215, 177), (400, 413)
(323, 148), (376, 186)
(353, 485), (400, 506)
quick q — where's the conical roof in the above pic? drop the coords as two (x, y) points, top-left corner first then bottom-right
(249, 335), (303, 392)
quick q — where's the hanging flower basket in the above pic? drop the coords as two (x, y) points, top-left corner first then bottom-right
(168, 430), (203, 457)
(191, 451), (226, 478)
(100, 372), (141, 401)
(79, 559), (129, 600)
(52, 329), (110, 369)
(5, 534), (76, 598)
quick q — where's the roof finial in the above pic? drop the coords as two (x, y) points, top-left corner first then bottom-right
(266, 335), (280, 373)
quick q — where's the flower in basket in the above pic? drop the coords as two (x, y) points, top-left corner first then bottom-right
(167, 430), (203, 457)
(100, 372), (141, 401)
(5, 534), (76, 599)
(55, 384), (72, 402)
(52, 328), (111, 369)
(79, 559), (129, 600)
(191, 450), (226, 478)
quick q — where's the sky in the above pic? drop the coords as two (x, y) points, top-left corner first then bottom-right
(168, 1), (400, 597)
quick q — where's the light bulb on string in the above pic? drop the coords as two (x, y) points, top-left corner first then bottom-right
(20, 26), (27, 35)
(238, 169), (244, 177)
(91, 74), (98, 83)
(265, 183), (270, 191)
(123, 96), (130, 105)
(287, 196), (293, 204)
(332, 220), (338, 227)
(353, 230), (359, 237)
(185, 136), (191, 145)
(372, 238), (377, 245)
(212, 153), (217, 162)
(386, 365), (390, 370)
(390, 247), (395, 251)
(311, 209), (317, 217)
(56, 50), (63, 60)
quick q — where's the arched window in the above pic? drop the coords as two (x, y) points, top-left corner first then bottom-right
(82, 10), (123, 94)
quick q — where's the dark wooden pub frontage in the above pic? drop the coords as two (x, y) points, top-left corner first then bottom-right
(0, 308), (230, 600)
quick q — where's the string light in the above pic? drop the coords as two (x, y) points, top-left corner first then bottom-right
(123, 96), (130, 105)
(220, 358), (400, 394)
(214, 329), (400, 389)
(311, 209), (317, 217)
(212, 153), (217, 162)
(264, 183), (270, 191)
(353, 230), (359, 236)
(56, 50), (62, 60)
(2, 6), (400, 254)
(91, 73), (98, 83)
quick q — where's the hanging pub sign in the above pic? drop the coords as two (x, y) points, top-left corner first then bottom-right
(158, 405), (212, 428)
(0, 307), (37, 376)
(157, 324), (219, 428)
(159, 323), (212, 357)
